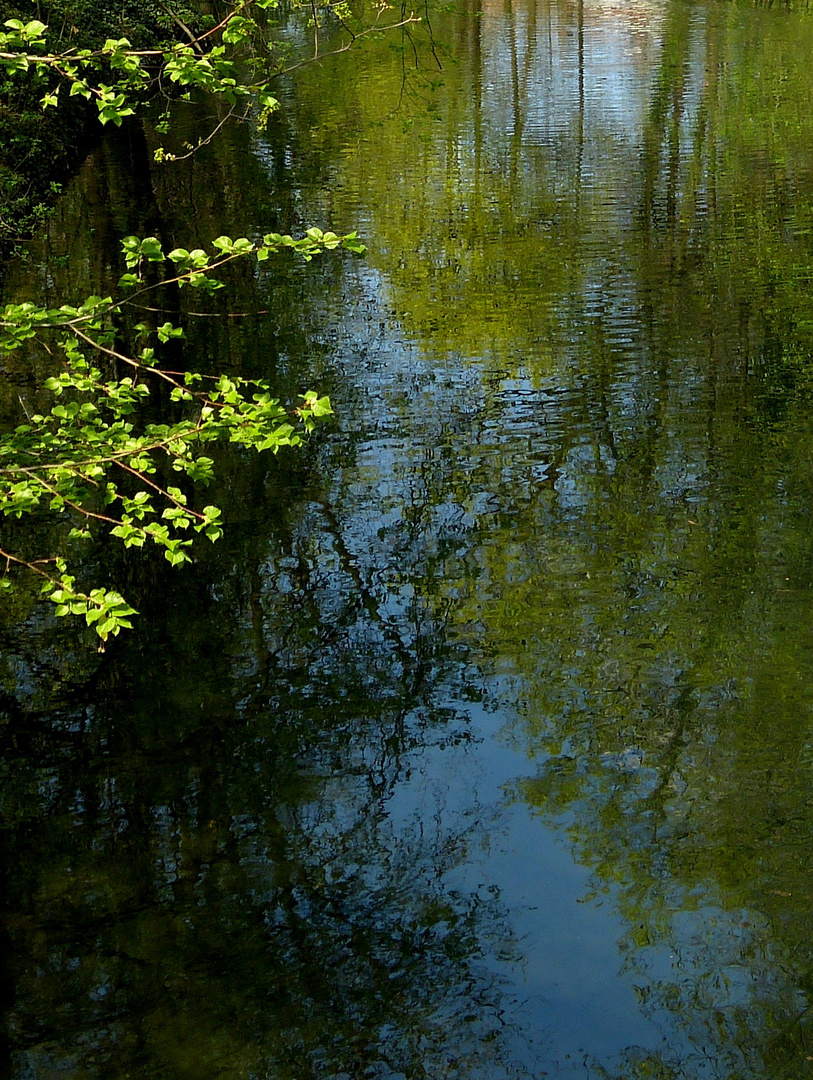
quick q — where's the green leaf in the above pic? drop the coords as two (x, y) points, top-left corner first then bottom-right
(139, 237), (165, 261)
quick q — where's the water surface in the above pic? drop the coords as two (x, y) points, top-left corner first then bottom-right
(4, 0), (813, 1076)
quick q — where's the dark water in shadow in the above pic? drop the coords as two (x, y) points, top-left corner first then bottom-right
(4, 0), (813, 1076)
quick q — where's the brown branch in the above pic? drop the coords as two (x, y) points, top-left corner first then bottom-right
(114, 460), (206, 520)
(0, 544), (60, 583)
(194, 2), (252, 45)
(24, 471), (122, 527)
(72, 326), (178, 386)
(69, 330), (235, 414)
(123, 303), (271, 317)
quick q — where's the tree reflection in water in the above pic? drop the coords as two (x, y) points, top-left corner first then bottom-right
(0, 462), (532, 1079)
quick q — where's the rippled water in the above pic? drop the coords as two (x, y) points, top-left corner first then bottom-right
(4, 0), (813, 1076)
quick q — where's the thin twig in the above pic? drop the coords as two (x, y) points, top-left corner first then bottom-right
(280, 14), (421, 75)
(157, 0), (204, 53)
(72, 327), (178, 386)
(0, 544), (60, 582)
(114, 459), (206, 519)
(163, 104), (248, 162)
(123, 302), (271, 316)
(22, 470), (122, 527)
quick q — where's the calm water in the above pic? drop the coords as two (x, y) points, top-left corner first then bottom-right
(4, 0), (813, 1076)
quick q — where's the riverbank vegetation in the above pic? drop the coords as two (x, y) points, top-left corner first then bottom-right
(0, 0), (191, 262)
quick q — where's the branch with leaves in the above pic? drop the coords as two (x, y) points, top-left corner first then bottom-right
(0, 226), (365, 646)
(0, 0), (422, 158)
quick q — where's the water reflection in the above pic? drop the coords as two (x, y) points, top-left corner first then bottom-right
(0, 484), (529, 1078)
(5, 0), (813, 1075)
(285, 0), (813, 1071)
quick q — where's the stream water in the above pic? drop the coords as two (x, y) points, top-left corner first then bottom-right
(4, 0), (813, 1076)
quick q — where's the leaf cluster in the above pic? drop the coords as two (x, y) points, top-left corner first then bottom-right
(0, 227), (362, 644)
